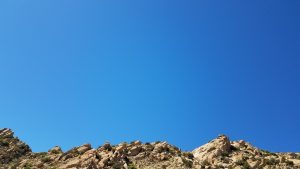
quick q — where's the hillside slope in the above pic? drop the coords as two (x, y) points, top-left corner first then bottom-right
(0, 128), (299, 169)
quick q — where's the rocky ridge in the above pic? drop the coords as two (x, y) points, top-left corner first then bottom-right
(0, 128), (299, 169)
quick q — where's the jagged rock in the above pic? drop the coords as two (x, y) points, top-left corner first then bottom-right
(250, 160), (260, 168)
(59, 158), (81, 168)
(132, 140), (142, 146)
(153, 141), (170, 153)
(0, 128), (31, 164)
(192, 134), (231, 163)
(0, 128), (14, 138)
(128, 146), (142, 156)
(98, 142), (112, 151)
(49, 146), (63, 154)
(117, 142), (127, 148)
(1, 128), (300, 169)
(77, 144), (92, 154)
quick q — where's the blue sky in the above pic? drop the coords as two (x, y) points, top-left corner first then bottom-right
(0, 0), (299, 152)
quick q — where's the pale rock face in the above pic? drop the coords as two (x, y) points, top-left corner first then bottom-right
(115, 142), (127, 152)
(153, 141), (170, 154)
(59, 158), (81, 169)
(132, 140), (142, 146)
(192, 134), (231, 163)
(290, 159), (300, 165)
(247, 159), (260, 168)
(1, 128), (300, 169)
(81, 149), (97, 160)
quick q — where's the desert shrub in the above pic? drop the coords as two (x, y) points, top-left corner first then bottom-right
(230, 145), (239, 151)
(41, 156), (51, 163)
(128, 163), (137, 169)
(221, 152), (229, 157)
(266, 158), (279, 165)
(51, 149), (61, 154)
(202, 160), (210, 166)
(235, 159), (250, 169)
(0, 140), (9, 146)
(23, 163), (32, 169)
(242, 162), (251, 169)
(261, 149), (276, 156)
(286, 160), (294, 166)
(182, 152), (194, 159)
(261, 149), (271, 156)
(222, 157), (230, 163)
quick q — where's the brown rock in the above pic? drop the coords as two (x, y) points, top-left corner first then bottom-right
(77, 144), (92, 154)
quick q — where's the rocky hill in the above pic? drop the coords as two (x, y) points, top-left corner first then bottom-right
(0, 128), (299, 169)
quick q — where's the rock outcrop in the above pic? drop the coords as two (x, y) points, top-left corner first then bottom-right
(0, 128), (31, 165)
(192, 135), (300, 168)
(0, 128), (299, 169)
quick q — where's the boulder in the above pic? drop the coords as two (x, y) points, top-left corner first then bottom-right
(77, 144), (92, 154)
(49, 146), (63, 154)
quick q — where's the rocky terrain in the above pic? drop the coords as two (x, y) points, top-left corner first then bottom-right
(0, 128), (299, 169)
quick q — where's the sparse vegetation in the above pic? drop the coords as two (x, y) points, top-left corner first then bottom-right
(230, 145), (239, 151)
(221, 151), (229, 157)
(182, 152), (194, 159)
(261, 149), (271, 155)
(51, 149), (61, 154)
(41, 156), (51, 163)
(235, 159), (250, 169)
(266, 158), (279, 165)
(128, 163), (138, 169)
(286, 160), (294, 166)
(0, 140), (9, 147)
(221, 156), (230, 163)
(261, 149), (277, 157)
(23, 163), (32, 169)
(202, 159), (210, 166)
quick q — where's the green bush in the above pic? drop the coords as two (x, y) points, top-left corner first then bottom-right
(128, 163), (137, 169)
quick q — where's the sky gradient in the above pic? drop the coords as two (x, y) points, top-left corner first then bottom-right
(0, 0), (300, 152)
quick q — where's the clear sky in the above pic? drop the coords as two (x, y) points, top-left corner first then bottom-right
(0, 0), (299, 152)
